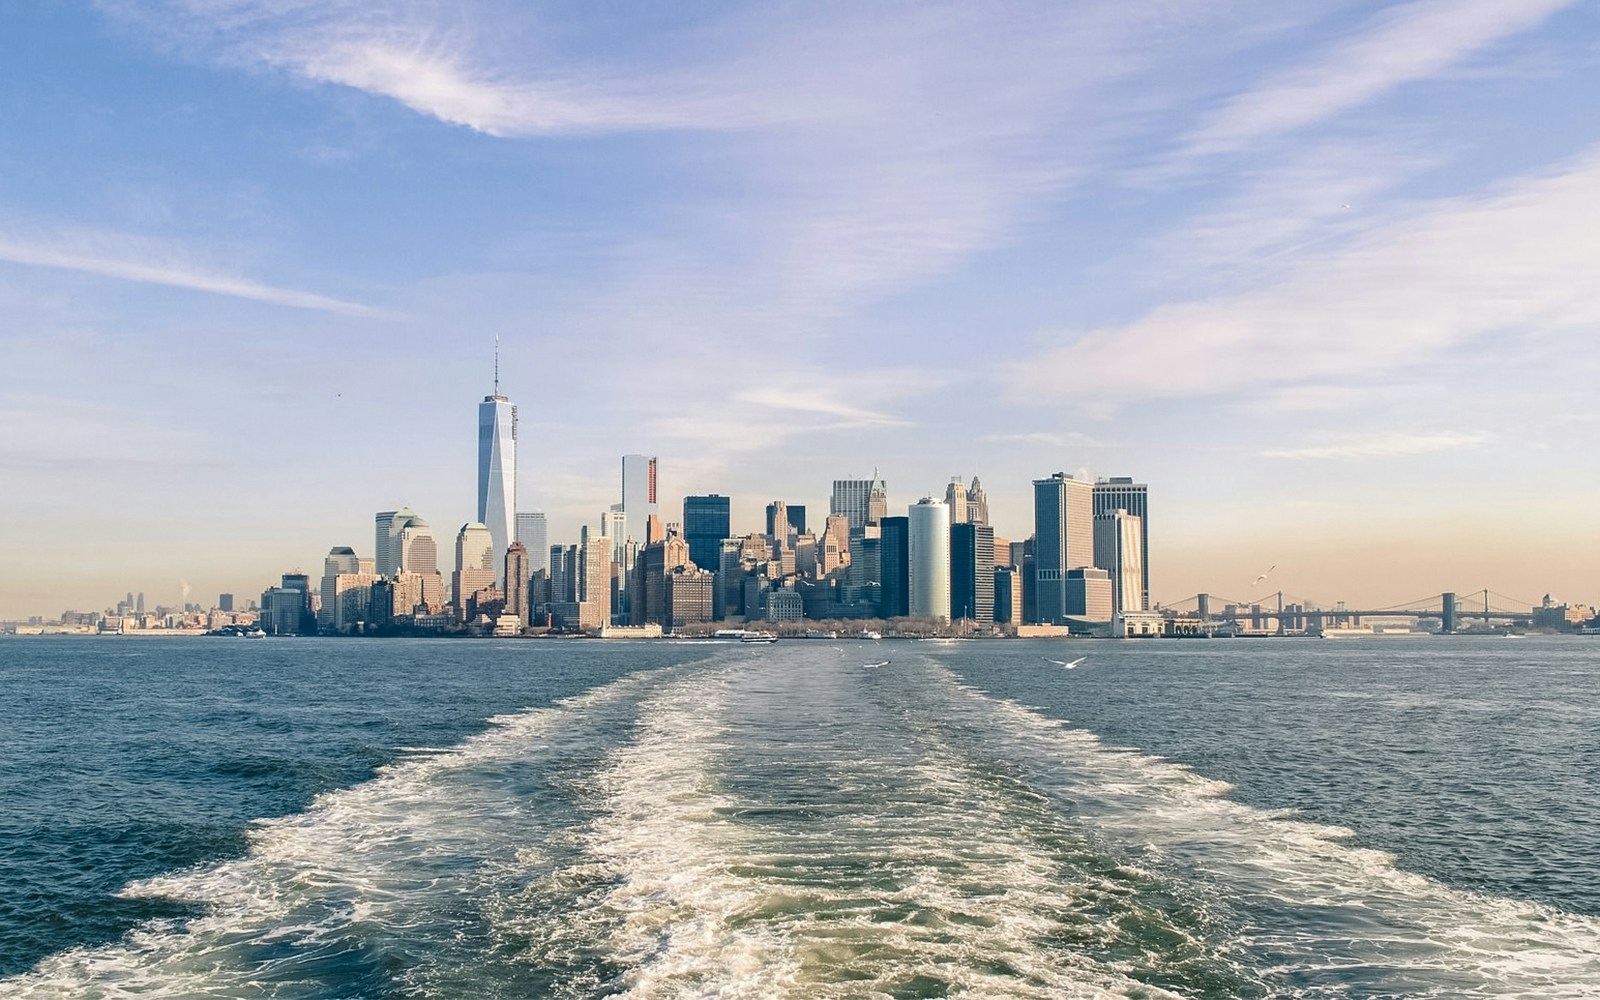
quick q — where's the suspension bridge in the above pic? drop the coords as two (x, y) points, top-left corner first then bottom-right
(1159, 589), (1542, 634)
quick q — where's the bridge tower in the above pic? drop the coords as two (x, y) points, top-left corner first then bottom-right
(1442, 592), (1457, 634)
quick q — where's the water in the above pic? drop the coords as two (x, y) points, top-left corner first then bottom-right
(1, 636), (1597, 997)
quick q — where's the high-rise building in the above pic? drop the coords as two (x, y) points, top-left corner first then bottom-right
(765, 501), (806, 544)
(944, 477), (969, 526)
(504, 543), (529, 622)
(879, 516), (910, 618)
(993, 567), (1020, 625)
(332, 569), (380, 632)
(1066, 567), (1114, 622)
(396, 516), (444, 610)
(218, 593), (234, 612)
(967, 476), (990, 526)
(665, 565), (715, 628)
(621, 454), (658, 549)
(683, 495), (731, 574)
(908, 499), (951, 622)
(377, 505), (419, 579)
(1093, 478), (1149, 610)
(631, 533), (689, 626)
(950, 522), (996, 624)
(579, 535), (613, 629)
(516, 512), (548, 574)
(318, 546), (359, 629)
(1033, 472), (1094, 625)
(1094, 509), (1146, 615)
(832, 473), (886, 531)
(478, 355), (518, 586)
(261, 572), (315, 635)
(453, 522), (497, 619)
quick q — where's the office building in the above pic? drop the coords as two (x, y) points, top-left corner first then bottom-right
(766, 501), (807, 541)
(683, 495), (731, 574)
(1094, 508), (1146, 615)
(665, 565), (715, 628)
(478, 354), (517, 585)
(1093, 478), (1149, 610)
(332, 569), (380, 632)
(994, 567), (1020, 625)
(579, 534), (613, 630)
(396, 516), (444, 609)
(950, 522), (996, 624)
(967, 476), (990, 526)
(516, 512), (548, 574)
(631, 533), (690, 626)
(261, 572), (314, 635)
(908, 499), (951, 622)
(944, 477), (968, 525)
(831, 473), (887, 532)
(454, 522), (497, 619)
(621, 454), (658, 549)
(218, 593), (233, 612)
(375, 506), (417, 578)
(879, 516), (910, 618)
(318, 546), (360, 630)
(1066, 567), (1113, 622)
(504, 543), (529, 622)
(1033, 472), (1093, 625)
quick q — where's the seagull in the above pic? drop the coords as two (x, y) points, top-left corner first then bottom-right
(1046, 656), (1087, 669)
(1252, 564), (1276, 587)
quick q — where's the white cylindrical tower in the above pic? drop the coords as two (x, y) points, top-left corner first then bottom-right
(908, 498), (951, 622)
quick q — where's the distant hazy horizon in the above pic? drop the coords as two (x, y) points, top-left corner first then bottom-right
(3, 2), (1597, 619)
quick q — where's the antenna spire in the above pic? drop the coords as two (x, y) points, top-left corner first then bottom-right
(494, 335), (500, 396)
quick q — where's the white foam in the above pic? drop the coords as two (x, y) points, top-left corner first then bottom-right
(929, 662), (1600, 997)
(2, 666), (675, 998)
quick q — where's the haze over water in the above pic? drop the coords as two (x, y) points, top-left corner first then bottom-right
(3, 637), (1598, 997)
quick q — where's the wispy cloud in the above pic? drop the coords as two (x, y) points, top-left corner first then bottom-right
(1261, 431), (1491, 460)
(0, 232), (385, 316)
(1008, 146), (1600, 406)
(1181, 0), (1575, 158)
(983, 431), (1105, 449)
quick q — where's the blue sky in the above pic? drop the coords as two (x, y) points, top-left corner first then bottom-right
(3, 0), (1598, 617)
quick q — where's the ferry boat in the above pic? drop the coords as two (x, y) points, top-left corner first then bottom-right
(1318, 626), (1429, 639)
(858, 629), (882, 640)
(740, 631), (779, 644)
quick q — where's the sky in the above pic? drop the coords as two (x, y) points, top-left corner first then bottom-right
(2, 0), (1598, 619)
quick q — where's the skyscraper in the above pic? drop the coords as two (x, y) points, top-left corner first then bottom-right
(1093, 478), (1150, 611)
(478, 346), (517, 586)
(683, 495), (731, 574)
(765, 501), (806, 542)
(453, 522), (496, 619)
(967, 476), (990, 526)
(1094, 509), (1146, 615)
(832, 472), (886, 531)
(944, 477), (969, 525)
(908, 499), (951, 622)
(621, 454), (658, 548)
(1033, 472), (1094, 625)
(950, 522), (996, 624)
(879, 516), (910, 618)
(378, 505), (418, 579)
(318, 546), (359, 630)
(516, 511), (548, 574)
(396, 516), (444, 610)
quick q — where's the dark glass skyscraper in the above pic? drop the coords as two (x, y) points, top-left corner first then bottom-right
(879, 516), (910, 618)
(950, 522), (996, 624)
(683, 494), (731, 573)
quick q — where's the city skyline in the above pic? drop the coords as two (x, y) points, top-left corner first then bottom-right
(3, 3), (1599, 618)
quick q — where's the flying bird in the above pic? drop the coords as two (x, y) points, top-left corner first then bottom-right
(1252, 565), (1276, 587)
(1046, 656), (1087, 669)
